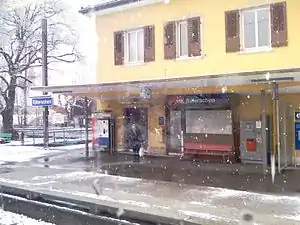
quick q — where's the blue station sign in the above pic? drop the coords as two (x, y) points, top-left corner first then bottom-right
(167, 93), (231, 109)
(31, 96), (53, 107)
(295, 122), (300, 150)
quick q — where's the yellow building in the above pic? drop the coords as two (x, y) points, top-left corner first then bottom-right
(33, 0), (300, 168)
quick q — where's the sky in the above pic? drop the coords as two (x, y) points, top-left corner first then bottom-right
(31, 0), (99, 87)
(47, 0), (99, 86)
(28, 0), (99, 101)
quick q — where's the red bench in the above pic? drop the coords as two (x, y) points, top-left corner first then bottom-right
(183, 142), (233, 162)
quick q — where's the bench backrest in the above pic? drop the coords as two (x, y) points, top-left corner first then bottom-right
(0, 133), (12, 138)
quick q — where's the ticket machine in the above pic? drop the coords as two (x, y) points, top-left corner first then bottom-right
(240, 115), (270, 164)
(92, 111), (115, 152)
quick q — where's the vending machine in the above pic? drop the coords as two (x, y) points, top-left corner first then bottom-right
(92, 111), (115, 152)
(240, 115), (270, 164)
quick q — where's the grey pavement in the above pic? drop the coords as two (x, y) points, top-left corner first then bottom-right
(22, 150), (300, 194)
(0, 166), (300, 224)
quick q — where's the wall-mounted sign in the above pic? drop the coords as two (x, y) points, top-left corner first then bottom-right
(295, 122), (300, 150)
(167, 94), (230, 108)
(159, 116), (165, 126)
(96, 119), (110, 148)
(295, 112), (300, 121)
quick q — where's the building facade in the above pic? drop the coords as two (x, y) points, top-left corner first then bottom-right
(77, 0), (300, 165)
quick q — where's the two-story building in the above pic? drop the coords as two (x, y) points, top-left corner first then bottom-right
(33, 0), (300, 167)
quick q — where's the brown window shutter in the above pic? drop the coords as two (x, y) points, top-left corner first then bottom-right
(271, 2), (288, 47)
(225, 10), (240, 53)
(164, 21), (176, 60)
(144, 25), (155, 62)
(188, 17), (201, 57)
(114, 31), (124, 65)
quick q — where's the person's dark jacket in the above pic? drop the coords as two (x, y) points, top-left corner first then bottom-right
(128, 128), (143, 149)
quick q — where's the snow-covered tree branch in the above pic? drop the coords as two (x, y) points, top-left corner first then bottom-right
(0, 0), (80, 135)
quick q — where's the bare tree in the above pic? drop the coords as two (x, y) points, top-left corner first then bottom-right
(0, 0), (80, 136)
(58, 95), (93, 126)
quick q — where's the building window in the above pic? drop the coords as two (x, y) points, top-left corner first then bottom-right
(176, 21), (188, 57)
(242, 7), (270, 50)
(164, 17), (201, 59)
(125, 29), (144, 63)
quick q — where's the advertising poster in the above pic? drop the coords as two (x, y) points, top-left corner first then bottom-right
(295, 122), (300, 150)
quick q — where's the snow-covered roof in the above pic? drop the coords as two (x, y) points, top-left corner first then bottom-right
(79, 0), (165, 16)
(79, 0), (139, 14)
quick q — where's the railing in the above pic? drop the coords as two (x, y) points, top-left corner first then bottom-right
(15, 127), (92, 145)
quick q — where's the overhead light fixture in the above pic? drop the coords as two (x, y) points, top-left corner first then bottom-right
(251, 76), (294, 83)
(52, 90), (73, 94)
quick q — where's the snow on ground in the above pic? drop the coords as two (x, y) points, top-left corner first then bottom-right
(30, 171), (139, 183)
(0, 208), (54, 225)
(8, 138), (86, 146)
(0, 145), (61, 165)
(53, 142), (93, 151)
(0, 141), (92, 165)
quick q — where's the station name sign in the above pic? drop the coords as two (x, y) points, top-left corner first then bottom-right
(31, 96), (53, 107)
(167, 94), (230, 107)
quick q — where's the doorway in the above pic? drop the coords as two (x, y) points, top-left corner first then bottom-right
(123, 108), (148, 150)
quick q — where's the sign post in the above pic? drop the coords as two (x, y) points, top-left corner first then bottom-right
(41, 18), (49, 151)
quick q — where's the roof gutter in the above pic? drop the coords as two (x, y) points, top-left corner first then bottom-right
(80, 0), (167, 17)
(30, 67), (300, 94)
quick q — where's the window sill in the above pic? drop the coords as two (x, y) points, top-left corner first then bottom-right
(124, 62), (145, 67)
(175, 56), (203, 61)
(239, 47), (273, 55)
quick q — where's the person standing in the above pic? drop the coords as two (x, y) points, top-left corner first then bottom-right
(128, 123), (143, 162)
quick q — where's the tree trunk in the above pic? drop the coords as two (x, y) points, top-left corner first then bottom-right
(1, 75), (17, 139)
(1, 108), (14, 134)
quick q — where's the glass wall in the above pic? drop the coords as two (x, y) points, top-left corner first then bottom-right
(169, 110), (182, 151)
(185, 110), (232, 135)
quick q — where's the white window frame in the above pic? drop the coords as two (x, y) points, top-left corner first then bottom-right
(241, 6), (271, 52)
(124, 28), (144, 64)
(176, 20), (189, 58)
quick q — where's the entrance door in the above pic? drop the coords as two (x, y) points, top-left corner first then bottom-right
(167, 110), (182, 153)
(123, 108), (148, 150)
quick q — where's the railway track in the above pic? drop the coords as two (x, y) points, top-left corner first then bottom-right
(0, 191), (159, 225)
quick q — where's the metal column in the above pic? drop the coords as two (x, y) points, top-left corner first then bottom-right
(42, 18), (49, 150)
(84, 97), (89, 159)
(271, 82), (280, 175)
(261, 90), (267, 174)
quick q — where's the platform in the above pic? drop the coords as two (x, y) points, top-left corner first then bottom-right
(0, 166), (299, 224)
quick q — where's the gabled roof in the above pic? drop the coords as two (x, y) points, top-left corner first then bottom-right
(79, 0), (165, 16)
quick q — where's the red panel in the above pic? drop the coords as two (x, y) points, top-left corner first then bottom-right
(202, 144), (232, 151)
(245, 139), (257, 152)
(184, 142), (203, 150)
(166, 95), (185, 107)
